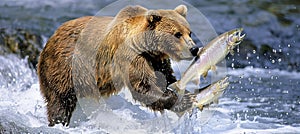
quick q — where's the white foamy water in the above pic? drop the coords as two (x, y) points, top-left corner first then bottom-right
(0, 55), (300, 133)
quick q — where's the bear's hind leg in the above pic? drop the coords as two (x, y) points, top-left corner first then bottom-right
(46, 88), (77, 126)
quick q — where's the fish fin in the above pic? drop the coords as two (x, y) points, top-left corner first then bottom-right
(212, 90), (217, 95)
(211, 65), (217, 71)
(213, 99), (219, 104)
(230, 49), (235, 55)
(216, 83), (221, 90)
(176, 112), (185, 117)
(202, 71), (208, 78)
(198, 104), (204, 111)
(212, 84), (221, 95)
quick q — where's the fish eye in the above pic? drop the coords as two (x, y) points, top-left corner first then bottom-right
(234, 31), (239, 36)
(174, 32), (182, 38)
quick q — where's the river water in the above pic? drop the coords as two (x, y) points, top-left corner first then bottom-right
(0, 0), (299, 133)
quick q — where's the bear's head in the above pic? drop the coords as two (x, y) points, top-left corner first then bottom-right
(144, 5), (197, 61)
(117, 5), (198, 62)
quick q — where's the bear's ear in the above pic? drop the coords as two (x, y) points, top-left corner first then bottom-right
(146, 10), (162, 29)
(174, 5), (187, 17)
(148, 14), (162, 23)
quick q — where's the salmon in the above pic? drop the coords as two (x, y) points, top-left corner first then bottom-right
(169, 28), (245, 95)
(193, 77), (229, 110)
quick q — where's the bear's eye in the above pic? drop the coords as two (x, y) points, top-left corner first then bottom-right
(174, 32), (182, 38)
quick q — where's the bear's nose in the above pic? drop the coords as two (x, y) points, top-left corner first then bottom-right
(190, 47), (199, 56)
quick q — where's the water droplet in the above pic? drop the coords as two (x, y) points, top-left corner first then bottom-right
(252, 50), (256, 54)
(282, 90), (288, 94)
(272, 49), (277, 53)
(287, 53), (290, 56)
(272, 60), (275, 63)
(278, 58), (282, 62)
(247, 53), (251, 57)
(256, 56), (260, 60)
(288, 44), (291, 47)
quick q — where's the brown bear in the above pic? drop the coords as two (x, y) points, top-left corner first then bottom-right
(37, 5), (200, 127)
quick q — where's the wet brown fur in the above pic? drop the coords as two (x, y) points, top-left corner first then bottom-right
(37, 5), (196, 126)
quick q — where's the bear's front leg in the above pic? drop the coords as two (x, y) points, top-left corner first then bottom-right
(127, 57), (196, 113)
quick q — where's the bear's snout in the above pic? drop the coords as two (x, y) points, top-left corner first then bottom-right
(189, 47), (199, 56)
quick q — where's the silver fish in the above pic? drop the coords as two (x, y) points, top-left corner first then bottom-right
(169, 28), (245, 95)
(193, 77), (229, 111)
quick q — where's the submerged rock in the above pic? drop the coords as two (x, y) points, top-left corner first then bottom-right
(0, 28), (43, 69)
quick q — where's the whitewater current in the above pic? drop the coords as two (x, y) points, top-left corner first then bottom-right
(0, 54), (299, 133)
